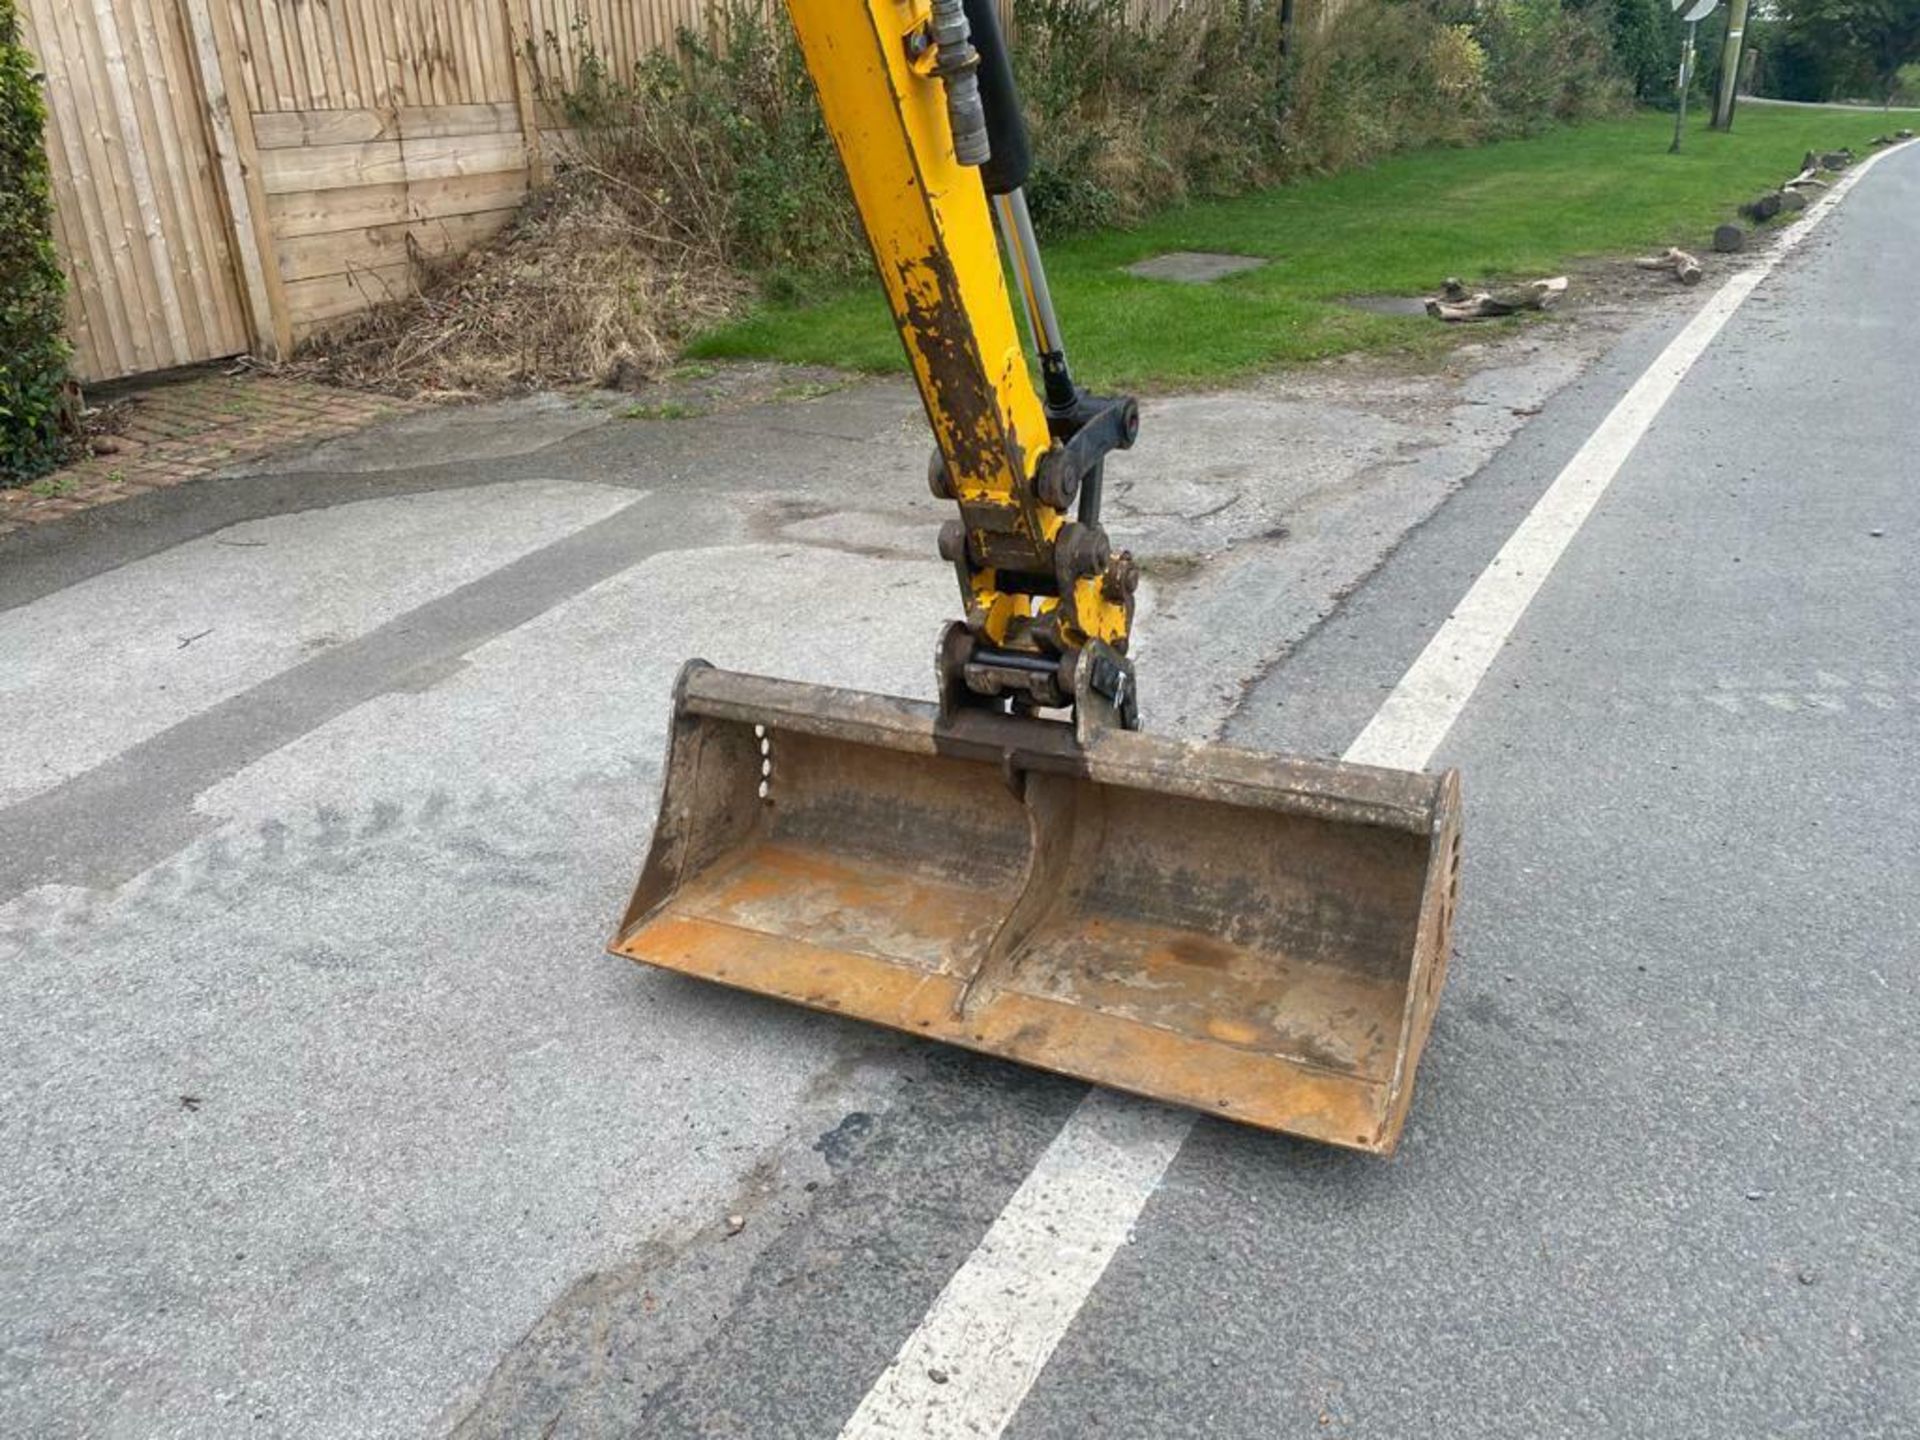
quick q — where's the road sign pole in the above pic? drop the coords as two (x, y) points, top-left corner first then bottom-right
(1668, 0), (1720, 153)
(1670, 20), (1696, 154)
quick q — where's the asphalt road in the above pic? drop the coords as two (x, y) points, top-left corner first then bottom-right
(2, 143), (1914, 1438)
(1023, 152), (1920, 1440)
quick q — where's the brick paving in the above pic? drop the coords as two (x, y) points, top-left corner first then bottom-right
(0, 372), (423, 537)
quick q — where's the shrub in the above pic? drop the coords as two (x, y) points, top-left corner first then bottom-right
(1015, 0), (1290, 229)
(1015, 0), (1626, 230)
(540, 0), (1626, 257)
(321, 0), (1640, 387)
(543, 0), (862, 277)
(1606, 0), (1679, 103)
(1278, 2), (1489, 177)
(1, 0), (74, 485)
(1470, 0), (1633, 132)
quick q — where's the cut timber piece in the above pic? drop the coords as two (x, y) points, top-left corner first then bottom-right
(1634, 247), (1703, 285)
(257, 131), (524, 195)
(1425, 275), (1567, 322)
(252, 108), (396, 149)
(252, 104), (521, 149)
(261, 140), (407, 194)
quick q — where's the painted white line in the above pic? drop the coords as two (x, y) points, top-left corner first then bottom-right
(836, 1091), (1192, 1439)
(835, 138), (1913, 1440)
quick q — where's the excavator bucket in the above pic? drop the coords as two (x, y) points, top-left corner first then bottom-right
(613, 663), (1462, 1154)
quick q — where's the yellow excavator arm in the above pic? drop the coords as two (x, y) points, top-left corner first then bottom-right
(788, 0), (1141, 722)
(610, 0), (1465, 1154)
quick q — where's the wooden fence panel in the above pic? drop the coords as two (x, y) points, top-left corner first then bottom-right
(214, 3), (537, 338)
(26, 0), (252, 380)
(221, 0), (519, 111)
(251, 102), (532, 338)
(518, 0), (715, 91)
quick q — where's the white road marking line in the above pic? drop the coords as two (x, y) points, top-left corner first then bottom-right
(836, 1091), (1191, 1439)
(835, 138), (1914, 1440)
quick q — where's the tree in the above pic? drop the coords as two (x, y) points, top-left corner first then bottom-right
(1760, 0), (1920, 100)
(1610, 0), (1682, 100)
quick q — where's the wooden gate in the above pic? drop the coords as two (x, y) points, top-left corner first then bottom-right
(22, 0), (279, 382)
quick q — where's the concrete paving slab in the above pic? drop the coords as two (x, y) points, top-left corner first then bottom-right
(1125, 252), (1269, 283)
(196, 543), (960, 824)
(0, 481), (636, 809)
(0, 544), (973, 1438)
(1130, 335), (1613, 736)
(0, 799), (912, 1439)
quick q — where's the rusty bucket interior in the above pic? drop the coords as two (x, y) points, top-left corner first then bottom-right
(613, 663), (1462, 1154)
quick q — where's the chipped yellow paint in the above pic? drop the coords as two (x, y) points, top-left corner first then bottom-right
(784, 0), (1131, 659)
(1071, 575), (1129, 644)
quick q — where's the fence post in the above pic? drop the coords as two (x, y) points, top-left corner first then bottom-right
(501, 0), (546, 185)
(180, 0), (291, 359)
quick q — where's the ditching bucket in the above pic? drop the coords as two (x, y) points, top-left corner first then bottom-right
(613, 663), (1462, 1154)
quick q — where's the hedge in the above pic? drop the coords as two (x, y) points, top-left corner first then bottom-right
(2, 0), (73, 486)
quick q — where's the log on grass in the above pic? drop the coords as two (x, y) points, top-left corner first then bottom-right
(1634, 247), (1703, 285)
(1799, 148), (1853, 175)
(1426, 275), (1568, 322)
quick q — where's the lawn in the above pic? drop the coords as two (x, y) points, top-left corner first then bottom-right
(688, 107), (1913, 390)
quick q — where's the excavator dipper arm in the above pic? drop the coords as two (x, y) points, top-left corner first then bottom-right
(786, 0), (1141, 720)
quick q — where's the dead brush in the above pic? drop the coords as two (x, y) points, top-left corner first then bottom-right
(295, 2), (852, 399)
(294, 171), (745, 399)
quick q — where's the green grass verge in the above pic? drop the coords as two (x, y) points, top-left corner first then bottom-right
(689, 108), (1907, 391)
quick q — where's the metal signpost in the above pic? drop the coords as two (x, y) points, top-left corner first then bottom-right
(1670, 0), (1723, 154)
